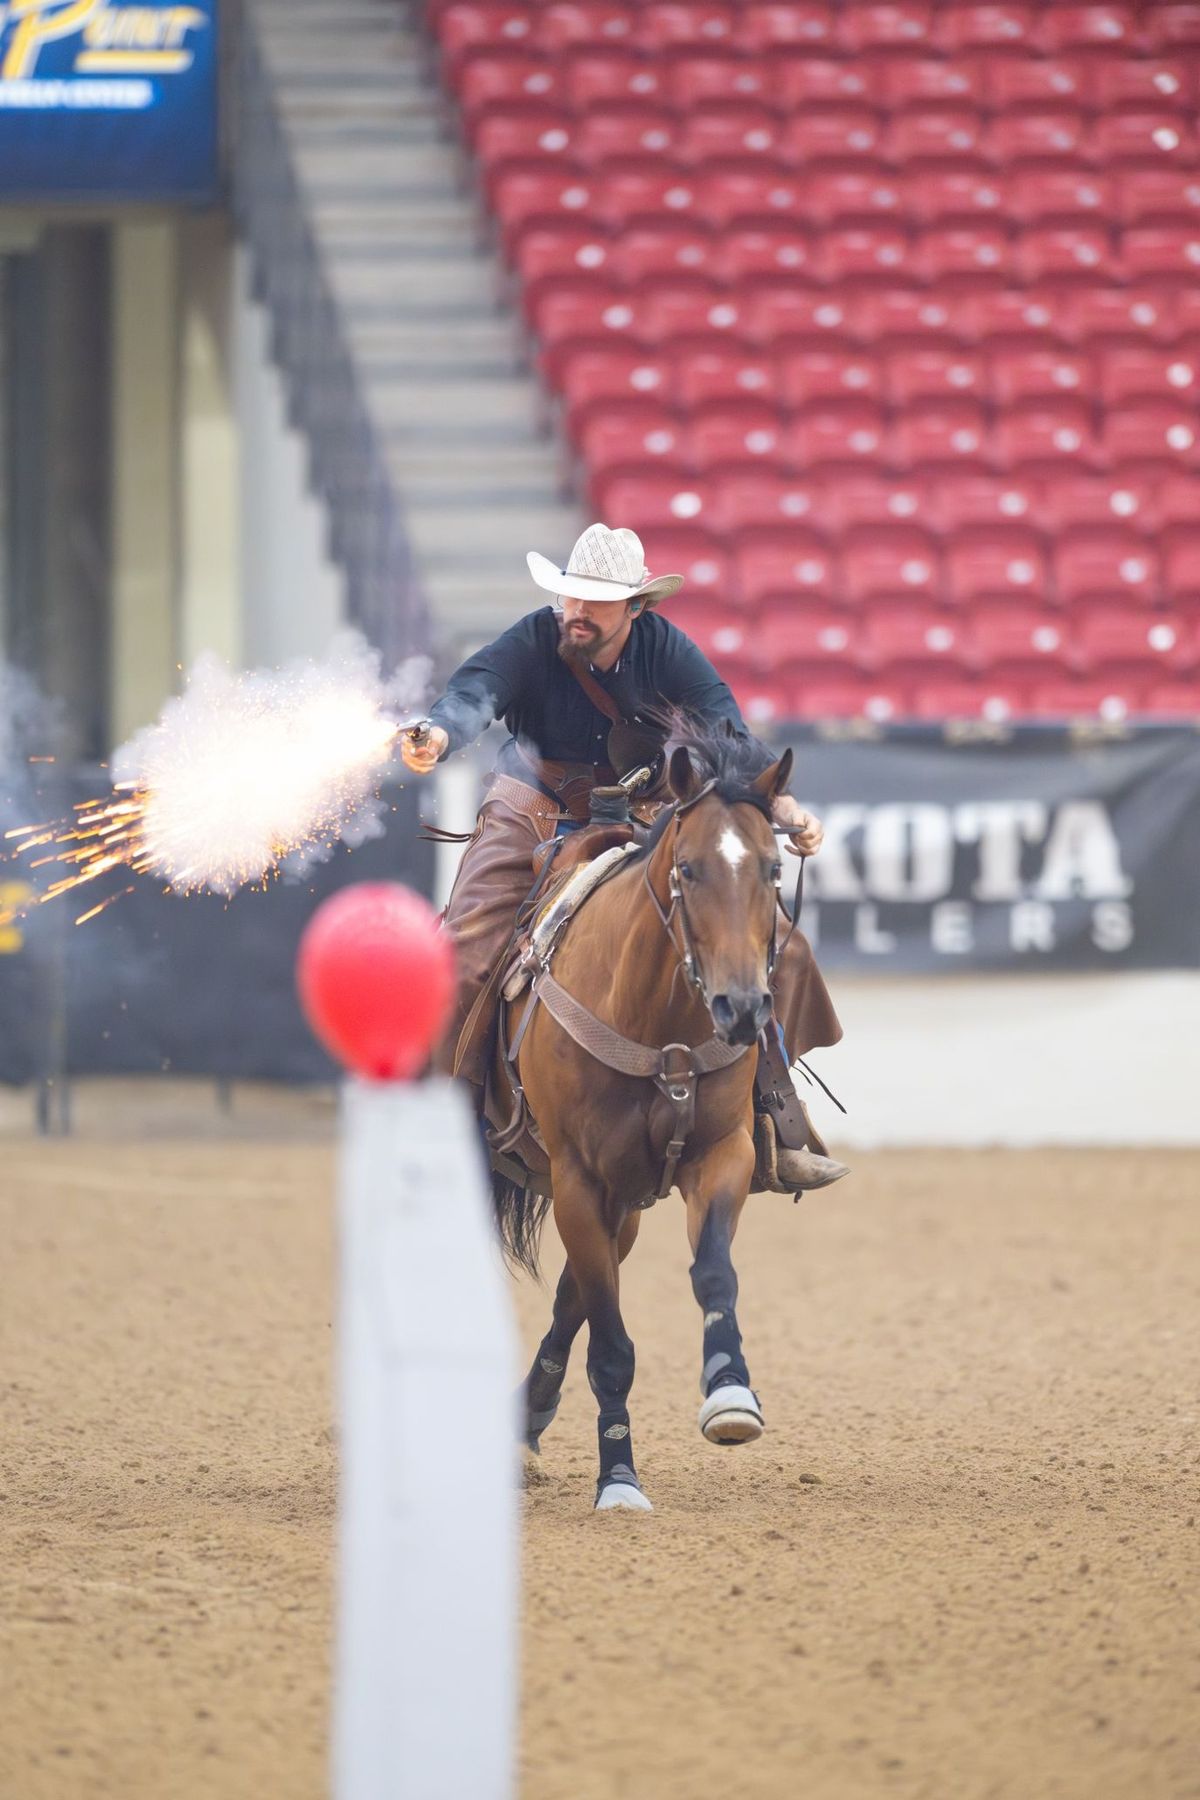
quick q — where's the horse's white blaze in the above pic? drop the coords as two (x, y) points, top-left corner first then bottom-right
(718, 825), (749, 871)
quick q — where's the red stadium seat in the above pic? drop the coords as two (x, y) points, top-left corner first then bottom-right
(1091, 58), (1195, 111)
(574, 108), (678, 168)
(944, 530), (1048, 604)
(887, 110), (984, 165)
(989, 347), (1093, 404)
(837, 4), (933, 50)
(863, 608), (968, 671)
(779, 347), (883, 405)
(1099, 345), (1200, 404)
(932, 475), (1037, 532)
(739, 5), (836, 49)
(1035, 473), (1156, 532)
(578, 404), (686, 480)
(957, 288), (1059, 343)
(1076, 608), (1192, 670)
(591, 472), (717, 532)
(984, 56), (1087, 108)
(842, 531), (942, 604)
(1032, 4), (1137, 49)
(593, 169), (704, 228)
(1029, 679), (1143, 718)
(933, 5), (1034, 50)
(635, 4), (737, 49)
(787, 404), (888, 468)
(659, 595), (749, 661)
(533, 286), (643, 380)
(755, 602), (861, 669)
(715, 473), (823, 532)
(850, 289), (959, 341)
(994, 401), (1097, 468)
(892, 402), (989, 469)
(911, 680), (1023, 719)
(1092, 112), (1198, 167)
(688, 169), (803, 227)
(791, 678), (906, 721)
(614, 225), (718, 284)
(879, 56), (981, 108)
(1018, 225), (1113, 282)
(972, 602), (1072, 667)
(1102, 402), (1200, 466)
(474, 112), (579, 189)
(492, 170), (600, 257)
(556, 348), (674, 436)
(1154, 476), (1200, 526)
(688, 402), (788, 474)
(818, 475), (925, 532)
(721, 228), (814, 281)
(775, 58), (871, 108)
(985, 111), (1087, 165)
(637, 532), (734, 598)
(436, 4), (539, 72)
(1163, 529), (1200, 597)
(1142, 4), (1200, 46)
(729, 673), (799, 727)
(1058, 286), (1172, 342)
(516, 225), (614, 303)
(802, 170), (906, 225)
(640, 281), (745, 342)
(1007, 169), (1114, 223)
(674, 347), (775, 408)
(457, 58), (564, 130)
(668, 57), (771, 107)
(1143, 680), (1200, 713)
(564, 52), (667, 108)
(819, 226), (912, 283)
(917, 224), (1010, 282)
(1115, 168), (1200, 225)
(540, 5), (637, 50)
(903, 170), (1006, 223)
(1122, 225), (1200, 281)
(735, 531), (835, 605)
(1054, 533), (1161, 605)
(742, 286), (852, 343)
(886, 347), (985, 404)
(675, 107), (783, 167)
(780, 110), (882, 165)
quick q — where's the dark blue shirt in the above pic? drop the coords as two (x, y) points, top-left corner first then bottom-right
(428, 606), (746, 785)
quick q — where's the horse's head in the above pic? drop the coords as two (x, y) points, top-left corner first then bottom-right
(661, 740), (794, 1046)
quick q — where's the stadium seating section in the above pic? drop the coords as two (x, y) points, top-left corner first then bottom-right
(432, 0), (1200, 721)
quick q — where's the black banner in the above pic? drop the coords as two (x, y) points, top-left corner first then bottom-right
(775, 724), (1200, 973)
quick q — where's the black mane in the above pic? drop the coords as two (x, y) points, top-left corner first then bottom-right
(641, 711), (777, 851)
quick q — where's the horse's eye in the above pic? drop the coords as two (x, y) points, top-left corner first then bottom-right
(678, 860), (695, 881)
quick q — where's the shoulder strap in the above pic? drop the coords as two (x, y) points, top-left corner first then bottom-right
(565, 656), (625, 726)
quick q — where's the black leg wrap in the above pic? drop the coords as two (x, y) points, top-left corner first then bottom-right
(700, 1307), (750, 1397)
(596, 1408), (639, 1489)
(523, 1331), (570, 1448)
(691, 1208), (750, 1396)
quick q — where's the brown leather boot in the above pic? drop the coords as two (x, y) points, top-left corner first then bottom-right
(753, 1113), (850, 1195)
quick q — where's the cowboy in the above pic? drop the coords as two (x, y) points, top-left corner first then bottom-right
(401, 523), (847, 1194)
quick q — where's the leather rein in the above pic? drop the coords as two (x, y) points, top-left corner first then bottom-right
(507, 778), (798, 1203)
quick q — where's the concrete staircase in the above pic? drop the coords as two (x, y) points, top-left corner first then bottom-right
(246, 0), (584, 661)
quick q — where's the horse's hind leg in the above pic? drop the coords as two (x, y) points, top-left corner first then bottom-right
(522, 1262), (585, 1453)
(681, 1135), (764, 1447)
(523, 1210), (642, 1455)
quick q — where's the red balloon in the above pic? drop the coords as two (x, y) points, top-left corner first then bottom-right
(297, 883), (456, 1081)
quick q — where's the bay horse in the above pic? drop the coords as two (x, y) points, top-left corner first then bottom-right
(494, 723), (796, 1513)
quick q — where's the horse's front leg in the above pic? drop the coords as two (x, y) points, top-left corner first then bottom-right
(553, 1168), (651, 1512)
(679, 1128), (763, 1446)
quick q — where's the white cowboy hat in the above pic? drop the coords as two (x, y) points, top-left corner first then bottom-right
(527, 523), (685, 608)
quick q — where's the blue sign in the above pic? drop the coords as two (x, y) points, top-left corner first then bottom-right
(0, 1), (218, 200)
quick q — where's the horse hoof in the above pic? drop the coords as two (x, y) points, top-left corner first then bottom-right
(595, 1481), (653, 1513)
(699, 1384), (764, 1446)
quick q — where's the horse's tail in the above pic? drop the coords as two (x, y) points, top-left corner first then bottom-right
(491, 1168), (553, 1280)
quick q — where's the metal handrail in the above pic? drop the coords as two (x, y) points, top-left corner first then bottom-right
(230, 8), (428, 666)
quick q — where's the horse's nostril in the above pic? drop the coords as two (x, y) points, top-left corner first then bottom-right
(711, 994), (737, 1031)
(753, 993), (773, 1032)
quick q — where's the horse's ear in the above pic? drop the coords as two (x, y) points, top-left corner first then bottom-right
(668, 745), (701, 803)
(751, 747), (794, 800)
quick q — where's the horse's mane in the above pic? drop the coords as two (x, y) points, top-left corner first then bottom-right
(640, 711), (778, 853)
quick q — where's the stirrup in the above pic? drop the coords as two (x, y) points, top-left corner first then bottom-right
(752, 1114), (849, 1197)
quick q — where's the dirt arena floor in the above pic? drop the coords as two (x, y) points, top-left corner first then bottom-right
(1, 1080), (1197, 1800)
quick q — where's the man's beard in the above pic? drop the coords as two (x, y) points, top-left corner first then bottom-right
(557, 616), (601, 667)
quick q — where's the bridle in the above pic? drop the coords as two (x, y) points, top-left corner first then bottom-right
(641, 779), (800, 1021)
